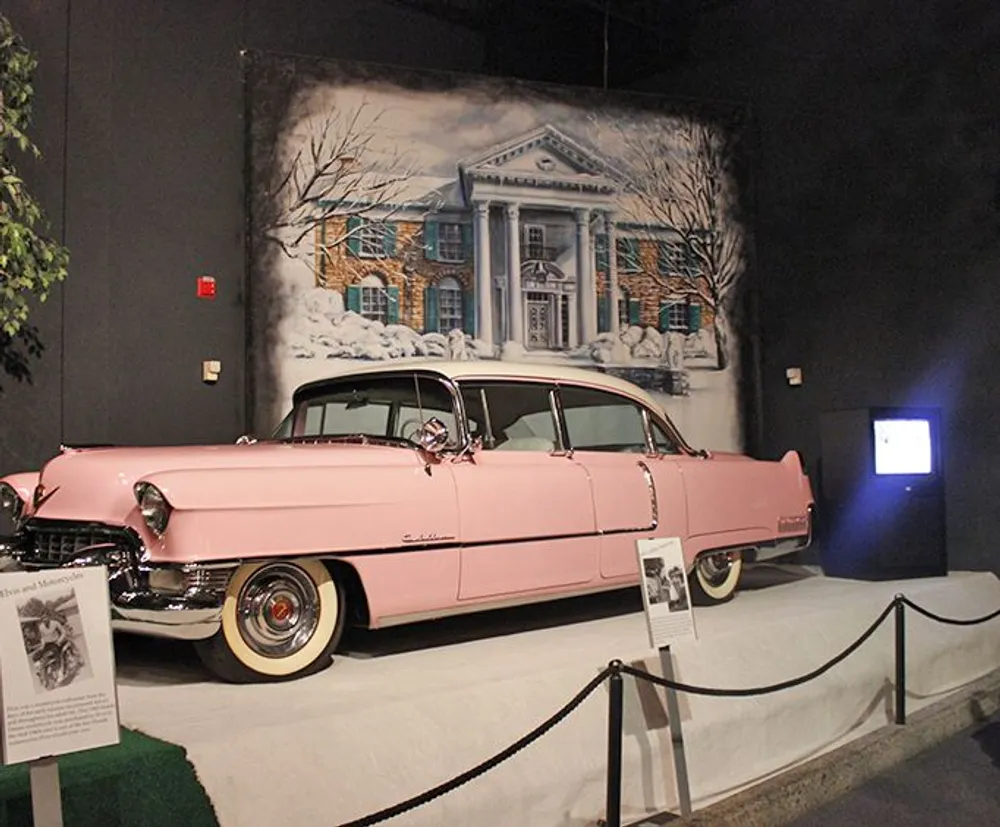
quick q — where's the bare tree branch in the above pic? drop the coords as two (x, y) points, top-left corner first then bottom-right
(607, 117), (746, 316)
(263, 101), (425, 265)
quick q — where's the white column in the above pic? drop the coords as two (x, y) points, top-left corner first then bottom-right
(605, 211), (620, 334)
(568, 293), (579, 348)
(474, 201), (493, 347)
(505, 203), (522, 345)
(575, 208), (596, 343)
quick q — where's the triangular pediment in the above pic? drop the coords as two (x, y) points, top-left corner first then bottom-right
(460, 125), (622, 180)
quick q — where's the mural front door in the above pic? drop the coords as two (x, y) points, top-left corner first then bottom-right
(526, 296), (551, 349)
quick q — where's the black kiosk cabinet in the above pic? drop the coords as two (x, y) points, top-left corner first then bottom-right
(818, 407), (946, 580)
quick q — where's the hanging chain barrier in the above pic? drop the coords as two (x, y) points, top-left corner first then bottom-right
(334, 665), (615, 827)
(334, 593), (1000, 827)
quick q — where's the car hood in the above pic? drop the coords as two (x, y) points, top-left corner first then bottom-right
(27, 441), (418, 525)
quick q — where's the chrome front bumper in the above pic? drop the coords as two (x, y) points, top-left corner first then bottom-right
(1, 546), (227, 642)
(111, 596), (222, 641)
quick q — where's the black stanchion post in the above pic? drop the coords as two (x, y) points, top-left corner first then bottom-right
(894, 595), (906, 725)
(605, 660), (624, 827)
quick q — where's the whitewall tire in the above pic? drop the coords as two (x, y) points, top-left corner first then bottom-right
(195, 558), (346, 683)
(690, 550), (744, 605)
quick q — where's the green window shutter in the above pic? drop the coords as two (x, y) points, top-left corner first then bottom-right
(597, 294), (610, 333)
(687, 302), (702, 333)
(462, 289), (475, 335)
(346, 216), (362, 256)
(346, 285), (362, 313)
(424, 220), (439, 261)
(386, 286), (400, 325)
(382, 223), (397, 257)
(595, 234), (609, 273)
(658, 301), (669, 332)
(423, 286), (439, 333)
(628, 298), (641, 326)
(461, 223), (473, 261)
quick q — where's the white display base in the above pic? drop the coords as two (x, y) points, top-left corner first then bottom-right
(113, 567), (1000, 827)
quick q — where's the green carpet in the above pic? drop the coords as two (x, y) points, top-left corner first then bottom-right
(0, 727), (218, 827)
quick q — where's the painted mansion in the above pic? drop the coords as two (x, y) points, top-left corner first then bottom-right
(315, 125), (715, 352)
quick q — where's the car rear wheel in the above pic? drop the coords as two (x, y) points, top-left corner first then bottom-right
(690, 549), (743, 605)
(194, 558), (346, 683)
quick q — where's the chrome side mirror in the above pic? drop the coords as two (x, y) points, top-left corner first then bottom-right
(416, 418), (449, 455)
(235, 434), (257, 445)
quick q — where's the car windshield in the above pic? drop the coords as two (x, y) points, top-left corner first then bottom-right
(277, 373), (460, 446)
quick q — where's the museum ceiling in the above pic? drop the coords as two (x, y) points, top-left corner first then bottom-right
(387, 0), (740, 86)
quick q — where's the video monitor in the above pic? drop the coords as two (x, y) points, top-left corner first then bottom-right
(872, 417), (933, 475)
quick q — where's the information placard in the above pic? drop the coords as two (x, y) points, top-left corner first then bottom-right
(0, 566), (120, 765)
(636, 537), (697, 648)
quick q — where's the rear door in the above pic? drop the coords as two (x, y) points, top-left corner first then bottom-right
(556, 384), (663, 580)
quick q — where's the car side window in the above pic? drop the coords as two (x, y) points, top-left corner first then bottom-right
(459, 381), (558, 452)
(559, 385), (648, 453)
(650, 419), (682, 455)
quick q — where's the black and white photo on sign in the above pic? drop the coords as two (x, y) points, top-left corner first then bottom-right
(636, 537), (696, 647)
(16, 589), (93, 693)
(643, 557), (690, 612)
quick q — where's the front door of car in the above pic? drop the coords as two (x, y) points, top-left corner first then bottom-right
(556, 385), (676, 580)
(451, 381), (598, 602)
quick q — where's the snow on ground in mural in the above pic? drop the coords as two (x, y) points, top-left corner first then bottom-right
(271, 289), (741, 450)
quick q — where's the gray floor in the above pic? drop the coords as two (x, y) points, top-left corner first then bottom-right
(790, 715), (1000, 826)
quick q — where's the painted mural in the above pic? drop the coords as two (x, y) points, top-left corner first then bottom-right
(247, 54), (753, 451)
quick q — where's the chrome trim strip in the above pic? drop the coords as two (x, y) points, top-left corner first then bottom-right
(479, 387), (495, 449)
(636, 460), (659, 531)
(639, 407), (657, 456)
(548, 387), (571, 456)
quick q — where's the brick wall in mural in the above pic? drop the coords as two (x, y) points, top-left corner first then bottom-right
(247, 54), (753, 451)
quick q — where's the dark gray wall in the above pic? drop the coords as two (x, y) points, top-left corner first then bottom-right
(635, 0), (1000, 571)
(0, 0), (484, 474)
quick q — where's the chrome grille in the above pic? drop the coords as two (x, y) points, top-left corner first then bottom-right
(181, 566), (233, 593)
(23, 521), (136, 567)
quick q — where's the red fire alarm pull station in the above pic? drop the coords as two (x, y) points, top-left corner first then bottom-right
(196, 276), (217, 299)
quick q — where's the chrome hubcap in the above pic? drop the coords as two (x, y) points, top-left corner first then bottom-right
(236, 563), (320, 658)
(697, 551), (736, 587)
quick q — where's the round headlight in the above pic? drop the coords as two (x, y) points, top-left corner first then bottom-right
(134, 482), (172, 535)
(0, 483), (24, 521)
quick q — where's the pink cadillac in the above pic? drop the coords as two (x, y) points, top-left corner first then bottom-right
(0, 362), (814, 683)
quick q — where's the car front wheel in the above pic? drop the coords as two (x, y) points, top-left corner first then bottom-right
(194, 558), (346, 683)
(690, 549), (743, 605)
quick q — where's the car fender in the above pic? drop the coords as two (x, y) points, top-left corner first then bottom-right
(137, 464), (460, 564)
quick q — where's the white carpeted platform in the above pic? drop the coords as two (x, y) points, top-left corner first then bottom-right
(112, 567), (1000, 827)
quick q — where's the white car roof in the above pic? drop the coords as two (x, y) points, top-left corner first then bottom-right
(295, 359), (666, 415)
